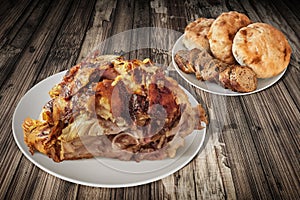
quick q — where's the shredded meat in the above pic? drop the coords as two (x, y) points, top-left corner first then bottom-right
(22, 55), (208, 162)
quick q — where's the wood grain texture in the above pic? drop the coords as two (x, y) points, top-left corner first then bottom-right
(0, 0), (33, 46)
(0, 0), (40, 49)
(0, 0), (74, 198)
(165, 0), (237, 199)
(129, 0), (151, 60)
(37, 0), (97, 81)
(76, 0), (117, 61)
(0, 0), (299, 199)
(2, 0), (97, 199)
(240, 87), (300, 199)
(0, 0), (52, 87)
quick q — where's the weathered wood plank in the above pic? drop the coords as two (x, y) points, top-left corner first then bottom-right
(188, 0), (300, 197)
(270, 0), (300, 36)
(227, 1), (300, 197)
(157, 1), (228, 199)
(273, 0), (300, 21)
(0, 0), (15, 16)
(0, 0), (73, 148)
(100, 0), (135, 60)
(169, 2), (270, 198)
(169, 80), (275, 199)
(167, 163), (198, 199)
(0, 0), (75, 197)
(0, 133), (23, 200)
(129, 0), (151, 60)
(0, 0), (34, 46)
(36, 0), (97, 82)
(216, 95), (274, 199)
(3, 0), (97, 198)
(74, 0), (118, 198)
(149, 1), (183, 198)
(149, 1), (235, 199)
(3, 155), (41, 200)
(282, 66), (300, 111)
(77, 186), (112, 200)
(76, 0), (117, 61)
(122, 185), (152, 200)
(78, 2), (149, 199)
(98, 0), (145, 199)
(0, 0), (52, 87)
(75, 0), (138, 199)
(150, 0), (170, 67)
(197, 0), (229, 18)
(191, 92), (236, 199)
(240, 83), (300, 199)
(4, 155), (77, 200)
(0, 0), (41, 49)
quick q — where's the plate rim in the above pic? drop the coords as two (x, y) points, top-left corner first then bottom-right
(12, 70), (206, 188)
(171, 34), (287, 96)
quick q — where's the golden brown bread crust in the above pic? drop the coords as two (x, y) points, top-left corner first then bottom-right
(232, 23), (291, 78)
(218, 67), (231, 89)
(219, 65), (257, 93)
(208, 11), (251, 64)
(176, 11), (291, 93)
(183, 18), (215, 51)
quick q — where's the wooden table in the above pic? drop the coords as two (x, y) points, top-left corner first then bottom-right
(1, 0), (299, 199)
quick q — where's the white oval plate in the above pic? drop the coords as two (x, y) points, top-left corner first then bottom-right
(172, 34), (287, 96)
(12, 71), (206, 188)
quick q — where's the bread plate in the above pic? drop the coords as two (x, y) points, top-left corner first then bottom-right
(172, 34), (287, 96)
(12, 70), (206, 188)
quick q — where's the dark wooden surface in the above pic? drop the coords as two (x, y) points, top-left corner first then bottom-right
(0, 0), (299, 199)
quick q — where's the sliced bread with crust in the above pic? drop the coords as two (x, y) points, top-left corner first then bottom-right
(219, 65), (257, 92)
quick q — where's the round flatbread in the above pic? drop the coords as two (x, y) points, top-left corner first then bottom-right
(232, 23), (291, 78)
(183, 18), (215, 51)
(208, 11), (251, 64)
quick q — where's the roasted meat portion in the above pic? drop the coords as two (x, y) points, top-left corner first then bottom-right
(175, 48), (228, 81)
(174, 48), (257, 92)
(22, 55), (208, 162)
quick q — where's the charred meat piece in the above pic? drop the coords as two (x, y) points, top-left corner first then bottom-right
(174, 50), (195, 73)
(175, 48), (229, 82)
(200, 58), (228, 82)
(22, 56), (208, 162)
(174, 48), (258, 92)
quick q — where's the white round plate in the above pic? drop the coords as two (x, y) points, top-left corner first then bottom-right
(172, 34), (287, 96)
(12, 71), (206, 188)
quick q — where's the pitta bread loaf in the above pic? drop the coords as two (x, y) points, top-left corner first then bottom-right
(183, 18), (214, 51)
(232, 23), (291, 78)
(208, 11), (251, 64)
